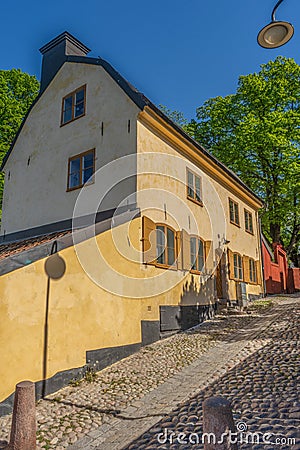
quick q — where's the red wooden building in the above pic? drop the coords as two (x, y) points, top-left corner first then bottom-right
(262, 235), (300, 295)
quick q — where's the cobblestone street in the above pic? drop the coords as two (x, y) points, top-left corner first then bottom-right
(0, 295), (299, 449)
(123, 298), (300, 450)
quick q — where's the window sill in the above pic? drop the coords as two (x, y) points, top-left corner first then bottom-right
(155, 262), (178, 271)
(187, 196), (203, 207)
(230, 220), (240, 228)
(61, 113), (85, 127)
(245, 229), (254, 236)
(67, 180), (94, 192)
(190, 269), (205, 275)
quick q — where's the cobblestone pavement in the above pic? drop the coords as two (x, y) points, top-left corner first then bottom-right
(121, 298), (300, 450)
(0, 296), (298, 449)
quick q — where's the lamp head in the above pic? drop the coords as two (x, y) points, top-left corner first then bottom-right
(257, 20), (294, 48)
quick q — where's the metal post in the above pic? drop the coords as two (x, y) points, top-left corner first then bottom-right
(203, 396), (238, 450)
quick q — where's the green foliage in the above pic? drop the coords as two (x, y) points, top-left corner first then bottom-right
(0, 69), (39, 215)
(159, 104), (188, 128)
(84, 366), (98, 382)
(185, 57), (300, 265)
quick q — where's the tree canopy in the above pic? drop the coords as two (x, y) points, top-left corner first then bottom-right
(0, 69), (39, 214)
(177, 56), (299, 266)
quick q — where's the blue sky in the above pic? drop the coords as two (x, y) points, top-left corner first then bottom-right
(2, 0), (299, 119)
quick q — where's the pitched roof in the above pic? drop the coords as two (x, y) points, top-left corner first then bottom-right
(0, 53), (262, 205)
(0, 231), (71, 261)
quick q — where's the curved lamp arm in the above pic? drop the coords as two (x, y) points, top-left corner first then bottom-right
(272, 0), (285, 22)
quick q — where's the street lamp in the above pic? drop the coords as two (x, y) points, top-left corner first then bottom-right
(257, 0), (294, 49)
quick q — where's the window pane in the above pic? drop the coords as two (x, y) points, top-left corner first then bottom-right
(234, 203), (239, 224)
(197, 239), (204, 271)
(74, 89), (85, 117)
(190, 237), (197, 270)
(229, 201), (235, 222)
(69, 172), (80, 188)
(249, 215), (253, 233)
(83, 152), (94, 169)
(157, 226), (165, 246)
(83, 167), (93, 184)
(64, 96), (73, 110)
(70, 158), (80, 173)
(168, 247), (175, 266)
(239, 267), (243, 280)
(195, 176), (201, 202)
(63, 108), (72, 123)
(75, 89), (84, 103)
(238, 255), (243, 280)
(187, 171), (194, 198)
(167, 228), (175, 265)
(75, 102), (84, 118)
(156, 227), (166, 265)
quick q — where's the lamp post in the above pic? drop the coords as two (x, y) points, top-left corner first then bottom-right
(257, 0), (294, 48)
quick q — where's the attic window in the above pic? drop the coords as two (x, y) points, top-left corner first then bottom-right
(67, 148), (95, 191)
(61, 85), (86, 125)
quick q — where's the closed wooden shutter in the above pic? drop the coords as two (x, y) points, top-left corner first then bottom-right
(205, 240), (213, 273)
(243, 256), (250, 283)
(256, 260), (262, 286)
(142, 216), (156, 264)
(182, 229), (190, 271)
(228, 249), (235, 280)
(176, 231), (182, 270)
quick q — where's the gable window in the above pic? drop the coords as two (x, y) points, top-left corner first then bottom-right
(190, 237), (205, 273)
(249, 258), (257, 283)
(233, 253), (243, 280)
(67, 149), (95, 191)
(244, 209), (254, 234)
(187, 169), (202, 204)
(229, 198), (240, 226)
(156, 225), (176, 267)
(61, 85), (86, 125)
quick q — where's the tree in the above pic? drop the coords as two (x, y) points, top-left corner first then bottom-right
(0, 69), (39, 215)
(159, 104), (188, 128)
(183, 57), (300, 266)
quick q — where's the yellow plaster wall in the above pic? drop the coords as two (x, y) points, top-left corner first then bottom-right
(136, 116), (263, 300)
(0, 219), (142, 402)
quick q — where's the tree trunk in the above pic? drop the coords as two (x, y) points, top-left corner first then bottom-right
(270, 222), (281, 244)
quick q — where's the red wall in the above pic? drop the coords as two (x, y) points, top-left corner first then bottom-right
(287, 268), (300, 293)
(262, 242), (288, 294)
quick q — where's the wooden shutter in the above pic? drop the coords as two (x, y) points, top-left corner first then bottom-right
(205, 240), (213, 273)
(227, 249), (235, 280)
(243, 256), (250, 283)
(182, 229), (191, 271)
(176, 231), (182, 270)
(142, 216), (156, 264)
(256, 260), (262, 286)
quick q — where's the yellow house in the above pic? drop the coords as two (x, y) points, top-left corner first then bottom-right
(0, 32), (263, 414)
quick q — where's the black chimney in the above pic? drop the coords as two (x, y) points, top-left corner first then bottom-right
(39, 31), (90, 92)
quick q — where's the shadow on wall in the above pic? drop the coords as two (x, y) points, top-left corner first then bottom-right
(265, 276), (285, 295)
(159, 274), (218, 334)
